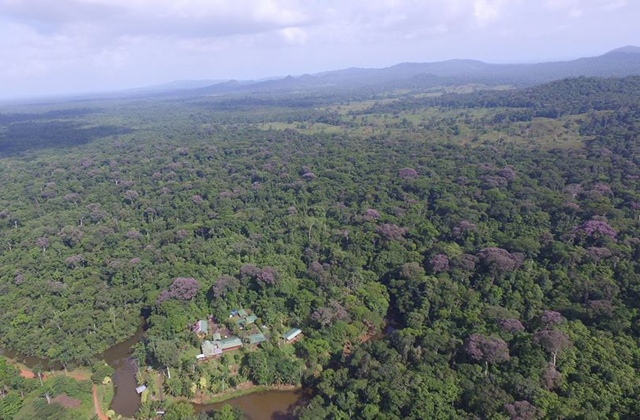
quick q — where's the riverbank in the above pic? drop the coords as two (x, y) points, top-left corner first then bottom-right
(190, 385), (306, 420)
(192, 382), (300, 405)
(4, 355), (91, 382)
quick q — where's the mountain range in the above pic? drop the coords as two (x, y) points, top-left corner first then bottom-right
(107, 46), (640, 99)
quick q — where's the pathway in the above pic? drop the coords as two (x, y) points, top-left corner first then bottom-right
(92, 384), (109, 420)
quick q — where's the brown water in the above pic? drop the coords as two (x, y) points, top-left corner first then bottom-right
(193, 389), (306, 420)
(99, 323), (145, 417)
(0, 324), (144, 417)
(0, 347), (62, 371)
(0, 324), (305, 419)
(0, 316), (403, 420)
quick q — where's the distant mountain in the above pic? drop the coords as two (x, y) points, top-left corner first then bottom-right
(124, 79), (231, 94)
(93, 46), (638, 102)
(604, 45), (640, 56)
(177, 46), (640, 98)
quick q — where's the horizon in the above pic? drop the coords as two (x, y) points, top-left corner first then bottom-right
(1, 0), (639, 100)
(1, 44), (638, 103)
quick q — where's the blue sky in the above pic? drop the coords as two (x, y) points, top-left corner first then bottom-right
(0, 0), (638, 98)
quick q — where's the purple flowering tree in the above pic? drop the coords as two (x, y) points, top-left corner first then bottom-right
(498, 167), (517, 181)
(156, 277), (200, 305)
(541, 363), (562, 390)
(124, 190), (139, 203)
(504, 401), (538, 420)
(453, 220), (477, 237)
(478, 247), (523, 274)
(211, 275), (240, 298)
(169, 277), (200, 300)
(363, 208), (381, 221)
(464, 333), (510, 372)
(375, 224), (408, 241)
(175, 229), (189, 240)
(541, 310), (564, 326)
(240, 264), (261, 278)
(534, 330), (570, 366)
(398, 167), (418, 179)
(256, 267), (279, 287)
(126, 230), (142, 240)
(311, 301), (349, 326)
(574, 219), (616, 240)
(586, 247), (613, 261)
(65, 254), (85, 269)
(36, 237), (49, 252)
(499, 318), (525, 333)
(430, 254), (450, 273)
(58, 226), (84, 247)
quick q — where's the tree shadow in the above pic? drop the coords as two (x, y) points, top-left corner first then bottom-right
(0, 120), (134, 156)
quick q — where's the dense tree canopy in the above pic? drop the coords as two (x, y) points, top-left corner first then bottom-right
(0, 75), (639, 420)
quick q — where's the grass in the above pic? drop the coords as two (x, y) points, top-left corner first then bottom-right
(13, 376), (94, 420)
(257, 121), (345, 135)
(168, 383), (301, 406)
(96, 381), (115, 414)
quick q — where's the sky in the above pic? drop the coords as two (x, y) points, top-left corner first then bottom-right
(0, 0), (638, 99)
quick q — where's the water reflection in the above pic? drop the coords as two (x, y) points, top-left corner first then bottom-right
(193, 389), (306, 420)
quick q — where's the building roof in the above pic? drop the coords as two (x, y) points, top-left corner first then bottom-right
(238, 309), (248, 317)
(212, 332), (222, 341)
(237, 315), (258, 327)
(217, 336), (243, 350)
(283, 328), (302, 341)
(202, 340), (217, 357)
(247, 333), (267, 345)
(197, 320), (208, 333)
(136, 385), (147, 394)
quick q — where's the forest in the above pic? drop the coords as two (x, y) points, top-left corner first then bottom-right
(0, 74), (639, 420)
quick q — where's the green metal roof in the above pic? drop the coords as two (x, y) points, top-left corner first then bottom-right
(247, 333), (267, 345)
(238, 309), (248, 317)
(283, 328), (302, 341)
(198, 320), (208, 333)
(245, 315), (258, 324)
(201, 341), (218, 357)
(217, 336), (243, 350)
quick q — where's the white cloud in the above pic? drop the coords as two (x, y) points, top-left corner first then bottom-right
(0, 0), (636, 98)
(279, 27), (308, 46)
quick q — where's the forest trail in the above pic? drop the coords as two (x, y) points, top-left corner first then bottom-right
(93, 384), (109, 420)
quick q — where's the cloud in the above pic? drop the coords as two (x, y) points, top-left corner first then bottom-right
(0, 0), (311, 38)
(0, 0), (636, 98)
(279, 27), (308, 46)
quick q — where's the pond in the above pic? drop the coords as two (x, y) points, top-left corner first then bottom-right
(99, 323), (145, 417)
(0, 347), (62, 371)
(193, 389), (307, 420)
(0, 324), (306, 420)
(0, 316), (400, 419)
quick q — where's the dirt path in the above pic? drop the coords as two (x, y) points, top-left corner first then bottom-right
(92, 384), (109, 420)
(19, 369), (36, 379)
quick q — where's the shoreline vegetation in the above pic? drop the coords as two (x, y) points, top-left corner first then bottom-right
(193, 383), (300, 405)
